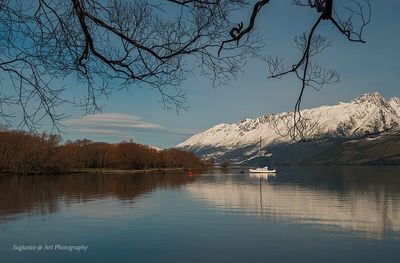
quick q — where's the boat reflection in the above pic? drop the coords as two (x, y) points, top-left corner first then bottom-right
(248, 172), (276, 180)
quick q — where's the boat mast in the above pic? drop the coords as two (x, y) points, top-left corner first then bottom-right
(259, 137), (261, 168)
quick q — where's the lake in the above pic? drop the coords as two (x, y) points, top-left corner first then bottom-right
(1, 166), (399, 262)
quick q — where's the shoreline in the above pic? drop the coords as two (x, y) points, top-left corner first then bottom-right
(0, 167), (207, 176)
(70, 167), (188, 174)
(2, 164), (399, 176)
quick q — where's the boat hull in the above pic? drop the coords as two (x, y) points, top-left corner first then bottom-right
(249, 169), (276, 173)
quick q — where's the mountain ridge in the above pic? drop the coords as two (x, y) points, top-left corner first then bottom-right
(176, 92), (400, 164)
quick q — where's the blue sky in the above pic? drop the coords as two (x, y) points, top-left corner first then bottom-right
(5, 1), (400, 148)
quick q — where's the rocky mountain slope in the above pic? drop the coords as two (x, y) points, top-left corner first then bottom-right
(176, 93), (400, 164)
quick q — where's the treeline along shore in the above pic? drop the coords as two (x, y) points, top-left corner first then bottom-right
(0, 130), (206, 174)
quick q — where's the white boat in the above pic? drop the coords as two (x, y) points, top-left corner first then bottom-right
(249, 137), (277, 174)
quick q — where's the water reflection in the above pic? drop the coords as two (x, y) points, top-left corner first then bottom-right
(186, 167), (400, 239)
(1, 167), (400, 240)
(0, 172), (195, 222)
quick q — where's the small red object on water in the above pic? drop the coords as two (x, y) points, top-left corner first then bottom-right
(188, 171), (193, 177)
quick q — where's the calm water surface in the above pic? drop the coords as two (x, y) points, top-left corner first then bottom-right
(0, 166), (399, 262)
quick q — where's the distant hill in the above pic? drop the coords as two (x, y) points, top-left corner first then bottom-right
(176, 92), (400, 165)
(300, 132), (400, 166)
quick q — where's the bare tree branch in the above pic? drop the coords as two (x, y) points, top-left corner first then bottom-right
(0, 0), (258, 130)
(264, 0), (369, 141)
(0, 0), (371, 138)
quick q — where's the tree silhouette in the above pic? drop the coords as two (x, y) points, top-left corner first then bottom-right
(0, 129), (205, 174)
(266, 0), (370, 141)
(0, 0), (370, 137)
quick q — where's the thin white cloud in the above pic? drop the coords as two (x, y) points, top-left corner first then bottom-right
(64, 113), (166, 132)
(64, 113), (199, 139)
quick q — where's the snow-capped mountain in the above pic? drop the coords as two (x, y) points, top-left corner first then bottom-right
(176, 92), (400, 163)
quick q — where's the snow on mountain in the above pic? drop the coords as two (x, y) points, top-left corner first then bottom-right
(388, 97), (400, 116)
(176, 92), (400, 161)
